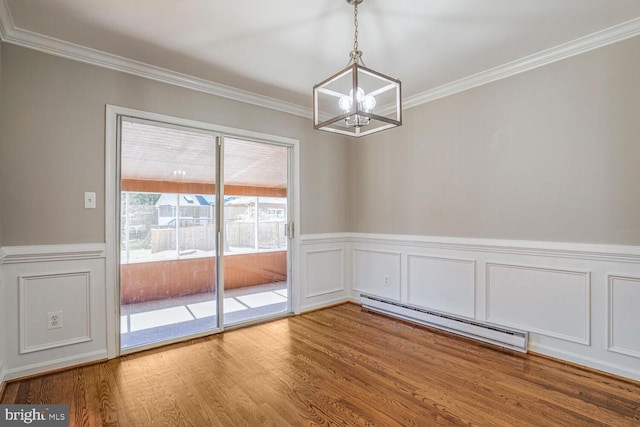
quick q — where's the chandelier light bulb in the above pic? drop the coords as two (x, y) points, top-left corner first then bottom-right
(339, 87), (375, 113)
(362, 94), (376, 112)
(338, 95), (353, 112)
(352, 87), (365, 102)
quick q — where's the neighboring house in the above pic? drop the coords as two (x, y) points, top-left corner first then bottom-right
(156, 193), (215, 227)
(224, 196), (287, 221)
(154, 194), (286, 227)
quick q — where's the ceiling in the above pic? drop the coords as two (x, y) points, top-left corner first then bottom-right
(1, 0), (640, 115)
(121, 120), (288, 188)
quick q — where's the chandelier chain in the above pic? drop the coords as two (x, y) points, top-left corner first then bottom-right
(353, 1), (359, 54)
(348, 0), (365, 66)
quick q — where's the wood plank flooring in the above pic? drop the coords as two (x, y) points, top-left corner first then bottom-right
(2, 303), (639, 426)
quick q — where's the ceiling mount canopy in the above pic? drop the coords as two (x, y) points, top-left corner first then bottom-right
(313, 0), (402, 138)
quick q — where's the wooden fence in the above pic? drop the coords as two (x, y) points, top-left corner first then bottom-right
(150, 221), (286, 253)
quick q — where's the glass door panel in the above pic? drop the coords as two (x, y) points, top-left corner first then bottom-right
(119, 119), (220, 351)
(222, 138), (290, 325)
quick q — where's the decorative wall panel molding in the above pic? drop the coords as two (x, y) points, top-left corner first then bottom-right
(1, 243), (106, 264)
(407, 254), (476, 319)
(305, 248), (345, 298)
(486, 263), (590, 345)
(1, 243), (107, 381)
(299, 234), (350, 313)
(353, 249), (402, 301)
(607, 275), (640, 358)
(19, 270), (92, 354)
(347, 233), (640, 381)
(3, 235), (640, 382)
(349, 233), (640, 263)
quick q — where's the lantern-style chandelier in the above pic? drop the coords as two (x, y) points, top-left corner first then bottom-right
(313, 0), (402, 137)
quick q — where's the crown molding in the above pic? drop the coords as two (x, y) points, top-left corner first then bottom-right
(0, 0), (12, 41)
(0, 1), (311, 119)
(1, 1), (639, 116)
(404, 17), (640, 108)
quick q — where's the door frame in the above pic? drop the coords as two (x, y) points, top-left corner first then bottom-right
(105, 105), (301, 358)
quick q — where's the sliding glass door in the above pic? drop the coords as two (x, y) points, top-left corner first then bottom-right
(119, 118), (220, 351)
(222, 137), (291, 326)
(117, 118), (292, 352)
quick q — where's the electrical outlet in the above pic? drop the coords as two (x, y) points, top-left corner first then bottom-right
(384, 275), (390, 285)
(47, 311), (63, 330)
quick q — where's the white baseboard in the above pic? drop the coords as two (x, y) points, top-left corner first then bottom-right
(531, 344), (640, 382)
(2, 350), (107, 382)
(300, 296), (350, 313)
(0, 359), (5, 394)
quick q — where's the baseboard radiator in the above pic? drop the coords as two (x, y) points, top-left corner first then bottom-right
(360, 294), (528, 353)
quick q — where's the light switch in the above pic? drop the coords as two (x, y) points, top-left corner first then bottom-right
(84, 192), (96, 209)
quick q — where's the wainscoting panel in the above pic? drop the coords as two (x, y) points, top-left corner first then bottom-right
(348, 233), (640, 381)
(3, 236), (640, 383)
(407, 255), (476, 319)
(305, 249), (345, 298)
(299, 235), (350, 312)
(19, 270), (92, 353)
(353, 249), (401, 301)
(1, 244), (107, 381)
(607, 275), (640, 358)
(486, 263), (590, 345)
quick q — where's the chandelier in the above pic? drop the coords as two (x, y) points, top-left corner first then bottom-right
(313, 0), (402, 137)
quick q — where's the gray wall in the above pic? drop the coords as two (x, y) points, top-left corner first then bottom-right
(0, 44), (350, 246)
(350, 36), (640, 245)
(3, 34), (640, 247)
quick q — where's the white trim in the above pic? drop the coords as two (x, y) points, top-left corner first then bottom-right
(606, 274), (640, 359)
(532, 344), (640, 382)
(300, 296), (350, 314)
(485, 262), (591, 345)
(305, 287), (345, 299)
(348, 233), (640, 263)
(404, 17), (640, 108)
(300, 233), (351, 245)
(289, 137), (302, 315)
(0, 243), (106, 264)
(105, 105), (301, 356)
(2, 2), (640, 116)
(19, 270), (93, 354)
(104, 106), (119, 359)
(406, 254), (477, 319)
(0, 0), (13, 39)
(352, 248), (402, 301)
(304, 248), (346, 298)
(2, 350), (107, 382)
(0, 4), (309, 119)
(0, 359), (5, 392)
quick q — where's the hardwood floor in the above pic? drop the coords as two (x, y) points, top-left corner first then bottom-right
(2, 303), (639, 426)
